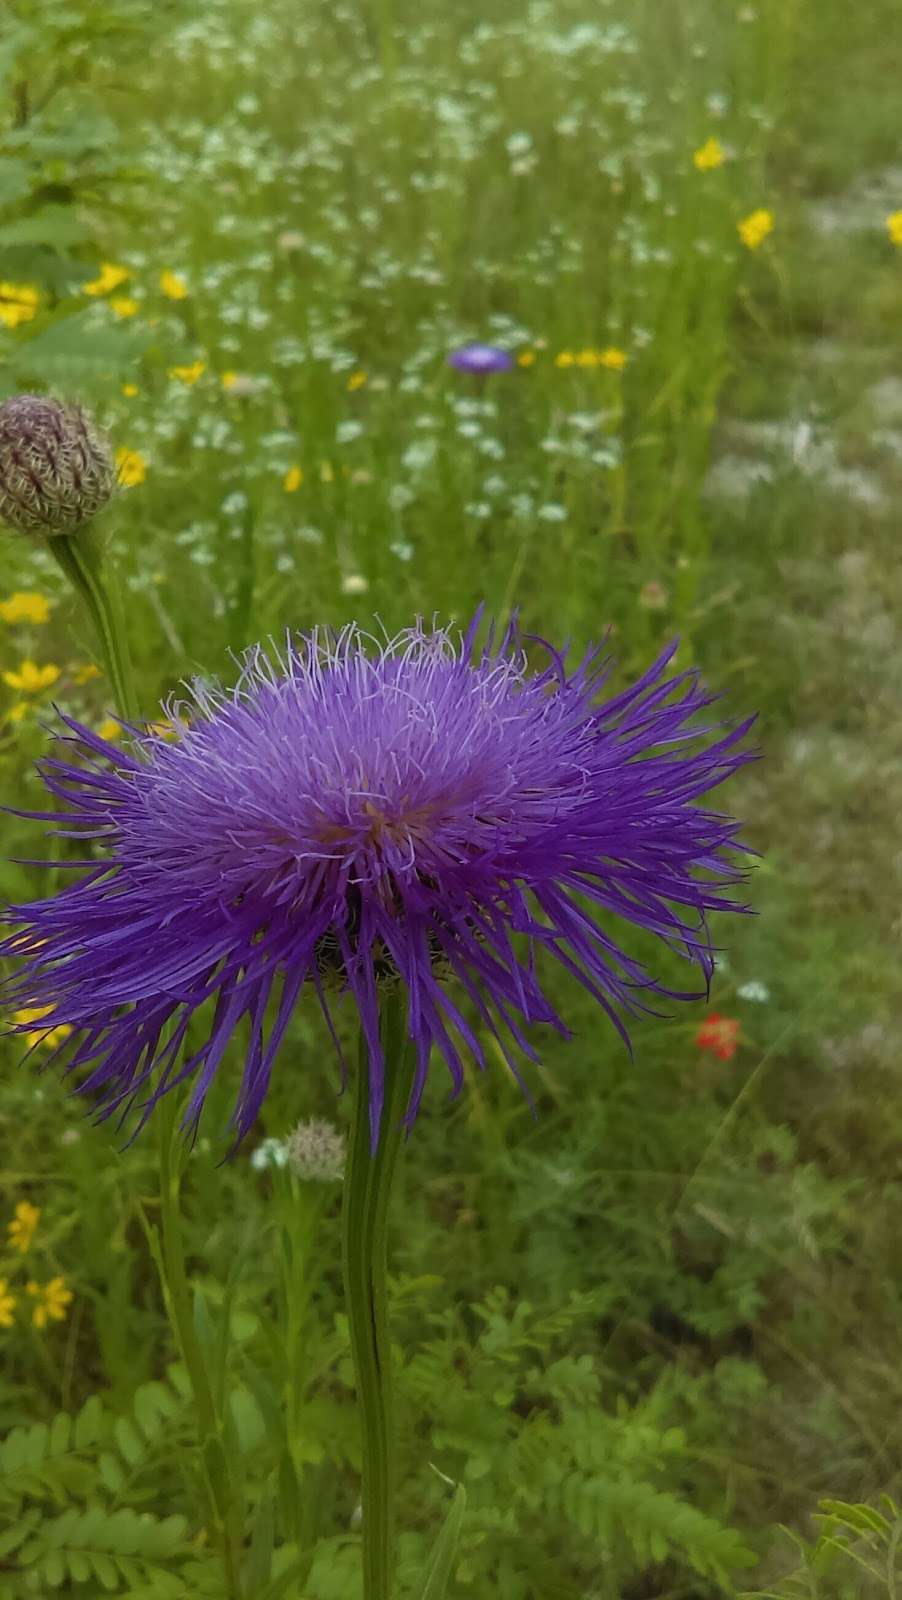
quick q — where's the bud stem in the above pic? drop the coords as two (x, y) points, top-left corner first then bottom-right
(47, 526), (140, 723)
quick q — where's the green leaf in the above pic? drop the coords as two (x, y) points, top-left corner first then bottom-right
(66, 1549), (92, 1583)
(10, 310), (149, 380)
(411, 1484), (467, 1600)
(48, 1414), (71, 1458)
(98, 1452), (126, 1495)
(23, 1423), (49, 1468)
(193, 1286), (217, 1365)
(133, 1380), (179, 1440)
(113, 1417), (144, 1468)
(229, 1386), (266, 1455)
(0, 205), (90, 246)
(0, 1517), (36, 1558)
(39, 1548), (66, 1587)
(74, 1395), (105, 1449)
(0, 156), (33, 206)
(244, 1488), (275, 1593)
(152, 1515), (189, 1558)
(89, 1551), (120, 1590)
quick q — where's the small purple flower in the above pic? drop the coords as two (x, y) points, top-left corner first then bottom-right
(2, 617), (754, 1148)
(447, 343), (515, 375)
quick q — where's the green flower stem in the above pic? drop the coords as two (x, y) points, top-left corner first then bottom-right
(275, 1172), (328, 1478)
(342, 988), (417, 1600)
(47, 524), (140, 723)
(153, 1097), (244, 1599)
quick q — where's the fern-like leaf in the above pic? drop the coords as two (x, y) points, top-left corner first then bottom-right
(547, 1468), (755, 1584)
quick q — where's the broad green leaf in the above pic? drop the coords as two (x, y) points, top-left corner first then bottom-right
(0, 157), (33, 206)
(0, 205), (90, 246)
(10, 310), (149, 379)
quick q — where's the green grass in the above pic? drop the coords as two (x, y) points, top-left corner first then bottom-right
(1, 0), (901, 1595)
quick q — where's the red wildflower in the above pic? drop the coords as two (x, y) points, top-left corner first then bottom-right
(695, 1012), (740, 1061)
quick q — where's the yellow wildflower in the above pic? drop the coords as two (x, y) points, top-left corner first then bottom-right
(221, 370), (239, 390)
(320, 461), (335, 484)
(3, 660), (60, 694)
(97, 718), (120, 742)
(81, 262), (131, 296)
(347, 370), (368, 391)
(0, 592), (51, 625)
(72, 662), (101, 685)
(575, 349), (599, 368)
(168, 360), (206, 385)
(517, 350), (536, 366)
(0, 282), (39, 329)
(6, 702), (28, 723)
(693, 137), (725, 171)
(159, 269), (189, 300)
(27, 1277), (73, 1329)
(115, 447), (147, 488)
(110, 297), (139, 319)
(599, 347), (628, 370)
(13, 1006), (73, 1050)
(886, 211), (902, 247)
(738, 208), (774, 250)
(8, 1201), (40, 1254)
(283, 465), (303, 493)
(121, 383), (139, 398)
(554, 351), (575, 368)
(0, 1280), (16, 1329)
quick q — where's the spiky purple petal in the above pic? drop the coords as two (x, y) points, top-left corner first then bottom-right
(2, 618), (755, 1147)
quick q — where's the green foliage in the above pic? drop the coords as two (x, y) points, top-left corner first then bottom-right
(0, 0), (901, 1597)
(0, 1377), (199, 1595)
(9, 310), (151, 380)
(743, 1497), (902, 1598)
(393, 1286), (754, 1594)
(0, 0), (182, 390)
(410, 1483), (467, 1600)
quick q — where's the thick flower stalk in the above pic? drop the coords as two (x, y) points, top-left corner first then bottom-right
(2, 615), (753, 1146)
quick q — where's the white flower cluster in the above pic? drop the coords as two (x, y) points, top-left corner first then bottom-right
(285, 1118), (346, 1183)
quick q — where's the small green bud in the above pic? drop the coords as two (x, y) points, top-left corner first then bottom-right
(0, 394), (115, 536)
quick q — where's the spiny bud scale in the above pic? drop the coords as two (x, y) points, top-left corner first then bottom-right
(0, 394), (115, 536)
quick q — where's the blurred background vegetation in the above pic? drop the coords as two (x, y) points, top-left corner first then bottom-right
(0, 0), (901, 1594)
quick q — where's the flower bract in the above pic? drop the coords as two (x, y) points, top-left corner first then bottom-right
(0, 396), (115, 536)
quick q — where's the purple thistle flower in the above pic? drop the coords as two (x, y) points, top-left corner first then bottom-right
(447, 343), (515, 375)
(2, 617), (754, 1149)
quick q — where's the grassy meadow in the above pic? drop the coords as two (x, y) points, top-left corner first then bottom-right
(1, 0), (901, 1594)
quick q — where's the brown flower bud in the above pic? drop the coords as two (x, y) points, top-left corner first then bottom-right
(0, 394), (115, 536)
